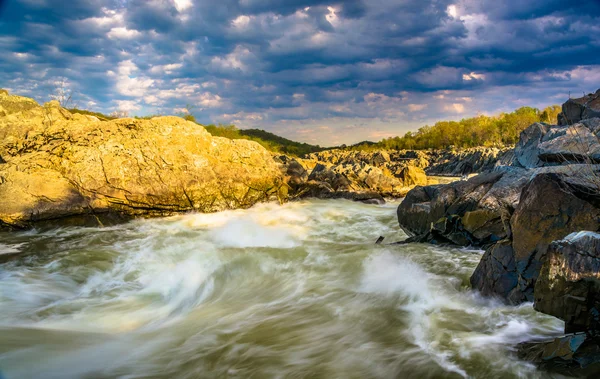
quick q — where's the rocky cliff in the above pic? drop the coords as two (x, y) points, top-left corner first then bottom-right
(0, 91), (285, 228)
(397, 90), (600, 374)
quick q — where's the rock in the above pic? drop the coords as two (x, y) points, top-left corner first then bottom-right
(513, 118), (600, 168)
(558, 89), (600, 126)
(534, 232), (600, 334)
(397, 184), (439, 237)
(305, 147), (510, 178)
(469, 171), (600, 304)
(397, 167), (525, 247)
(470, 240), (519, 301)
(517, 334), (600, 377)
(307, 162), (404, 196)
(0, 93), (285, 228)
(509, 173), (600, 302)
(398, 166), (427, 187)
(512, 123), (551, 168)
(426, 147), (513, 176)
(0, 89), (39, 118)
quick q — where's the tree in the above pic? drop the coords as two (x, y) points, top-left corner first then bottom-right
(51, 79), (75, 108)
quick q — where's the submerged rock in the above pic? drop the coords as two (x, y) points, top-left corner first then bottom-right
(0, 92), (285, 228)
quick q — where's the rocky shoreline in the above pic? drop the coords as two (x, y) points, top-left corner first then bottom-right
(398, 89), (600, 375)
(0, 90), (505, 229)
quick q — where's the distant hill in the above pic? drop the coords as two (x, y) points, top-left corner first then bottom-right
(204, 124), (327, 156)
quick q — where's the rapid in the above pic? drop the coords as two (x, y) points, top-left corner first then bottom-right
(0, 199), (565, 379)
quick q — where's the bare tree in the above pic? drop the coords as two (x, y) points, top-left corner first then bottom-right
(110, 110), (130, 118)
(51, 79), (76, 108)
(176, 103), (197, 122)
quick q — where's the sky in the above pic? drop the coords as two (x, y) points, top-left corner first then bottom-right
(0, 0), (599, 146)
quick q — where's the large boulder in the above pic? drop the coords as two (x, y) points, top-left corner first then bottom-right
(558, 89), (600, 126)
(0, 89), (39, 118)
(470, 171), (600, 303)
(534, 232), (600, 334)
(397, 167), (527, 247)
(0, 93), (285, 228)
(513, 118), (600, 168)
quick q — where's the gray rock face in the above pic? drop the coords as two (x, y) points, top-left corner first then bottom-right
(513, 118), (600, 168)
(398, 90), (600, 307)
(558, 89), (600, 125)
(534, 232), (600, 334)
(470, 172), (600, 304)
(397, 167), (527, 248)
(274, 151), (430, 201)
(426, 147), (513, 175)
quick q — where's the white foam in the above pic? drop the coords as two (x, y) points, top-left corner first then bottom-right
(211, 218), (300, 248)
(0, 242), (25, 255)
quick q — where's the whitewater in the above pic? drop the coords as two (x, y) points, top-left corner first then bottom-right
(0, 199), (564, 378)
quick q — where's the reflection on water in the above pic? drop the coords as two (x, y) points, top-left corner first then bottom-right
(0, 199), (563, 378)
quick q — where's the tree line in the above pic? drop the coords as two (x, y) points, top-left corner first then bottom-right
(350, 105), (561, 151)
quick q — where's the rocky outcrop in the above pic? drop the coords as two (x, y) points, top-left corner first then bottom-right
(512, 118), (600, 168)
(470, 170), (600, 303)
(534, 232), (600, 334)
(398, 90), (600, 306)
(305, 147), (512, 177)
(0, 91), (285, 228)
(397, 167), (527, 247)
(426, 147), (513, 176)
(397, 90), (600, 374)
(558, 89), (600, 126)
(274, 154), (426, 202)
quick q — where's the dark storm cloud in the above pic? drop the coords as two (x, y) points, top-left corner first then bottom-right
(0, 0), (599, 144)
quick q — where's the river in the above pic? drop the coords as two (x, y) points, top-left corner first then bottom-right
(0, 199), (564, 378)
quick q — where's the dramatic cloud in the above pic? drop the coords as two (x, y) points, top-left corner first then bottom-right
(1, 0), (599, 144)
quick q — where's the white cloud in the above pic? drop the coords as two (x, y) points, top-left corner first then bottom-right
(463, 72), (486, 81)
(173, 0), (192, 12)
(408, 104), (428, 112)
(116, 77), (155, 97)
(197, 92), (223, 108)
(107, 27), (142, 39)
(211, 46), (253, 72)
(232, 15), (251, 29)
(444, 103), (465, 113)
(447, 5), (458, 18)
(115, 100), (141, 112)
(149, 63), (183, 75)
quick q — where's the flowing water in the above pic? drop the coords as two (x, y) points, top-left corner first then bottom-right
(0, 199), (565, 379)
